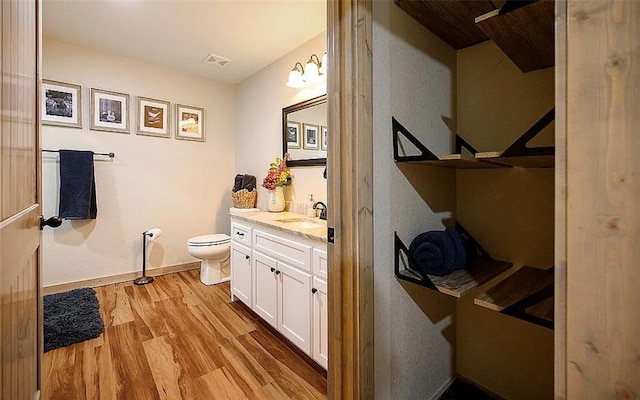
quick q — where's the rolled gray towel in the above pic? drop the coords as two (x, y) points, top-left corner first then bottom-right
(409, 229), (467, 276)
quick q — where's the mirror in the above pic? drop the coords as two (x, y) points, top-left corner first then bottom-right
(283, 94), (327, 167)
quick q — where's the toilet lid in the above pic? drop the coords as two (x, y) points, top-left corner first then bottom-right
(188, 234), (231, 246)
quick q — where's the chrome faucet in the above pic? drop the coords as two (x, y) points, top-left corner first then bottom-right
(313, 202), (327, 220)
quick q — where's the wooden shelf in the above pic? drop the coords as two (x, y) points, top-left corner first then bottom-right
(394, 0), (496, 49)
(475, 266), (554, 312)
(431, 257), (513, 298)
(475, 152), (555, 168)
(409, 153), (511, 169)
(475, 1), (555, 72)
(526, 296), (554, 323)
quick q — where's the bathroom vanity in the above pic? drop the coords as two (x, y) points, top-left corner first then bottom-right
(229, 211), (328, 370)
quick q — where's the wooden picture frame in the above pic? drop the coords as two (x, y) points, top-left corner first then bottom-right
(176, 104), (205, 142)
(42, 80), (82, 128)
(90, 88), (130, 134)
(287, 121), (301, 149)
(137, 96), (170, 138)
(303, 123), (319, 150)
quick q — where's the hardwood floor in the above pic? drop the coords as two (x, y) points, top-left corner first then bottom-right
(42, 270), (327, 400)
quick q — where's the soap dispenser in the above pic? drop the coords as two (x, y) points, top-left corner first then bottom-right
(307, 194), (316, 217)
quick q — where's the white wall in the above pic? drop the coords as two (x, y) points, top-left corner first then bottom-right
(235, 33), (327, 210)
(373, 2), (458, 398)
(42, 38), (236, 286)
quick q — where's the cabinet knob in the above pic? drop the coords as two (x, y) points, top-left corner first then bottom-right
(245, 255), (250, 260)
(270, 267), (275, 273)
(275, 270), (281, 275)
(236, 232), (245, 237)
(311, 288), (317, 294)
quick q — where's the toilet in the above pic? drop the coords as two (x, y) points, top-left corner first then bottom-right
(187, 233), (231, 285)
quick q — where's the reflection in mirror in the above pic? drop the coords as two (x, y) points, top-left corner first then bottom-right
(283, 95), (326, 167)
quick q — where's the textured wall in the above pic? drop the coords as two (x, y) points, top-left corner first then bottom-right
(373, 2), (458, 398)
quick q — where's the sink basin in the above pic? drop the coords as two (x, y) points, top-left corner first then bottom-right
(275, 218), (325, 230)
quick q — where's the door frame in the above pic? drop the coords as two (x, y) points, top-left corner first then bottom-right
(327, 1), (374, 398)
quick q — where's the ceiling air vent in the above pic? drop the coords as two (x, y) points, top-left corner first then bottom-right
(203, 53), (231, 67)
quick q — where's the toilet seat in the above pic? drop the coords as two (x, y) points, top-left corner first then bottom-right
(188, 234), (231, 247)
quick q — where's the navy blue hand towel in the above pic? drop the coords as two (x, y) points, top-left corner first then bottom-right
(58, 150), (97, 220)
(241, 174), (256, 192)
(409, 228), (467, 276)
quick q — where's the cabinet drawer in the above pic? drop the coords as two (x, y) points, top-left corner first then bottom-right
(253, 229), (312, 272)
(312, 248), (328, 280)
(231, 222), (252, 246)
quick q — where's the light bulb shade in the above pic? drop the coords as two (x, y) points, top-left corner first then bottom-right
(287, 69), (305, 88)
(319, 52), (327, 75)
(303, 60), (320, 83)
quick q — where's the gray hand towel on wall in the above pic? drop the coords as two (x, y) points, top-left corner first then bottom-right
(58, 150), (97, 220)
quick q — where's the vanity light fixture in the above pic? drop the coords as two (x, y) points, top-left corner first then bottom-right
(303, 54), (322, 84)
(287, 62), (306, 88)
(286, 52), (327, 88)
(319, 52), (327, 75)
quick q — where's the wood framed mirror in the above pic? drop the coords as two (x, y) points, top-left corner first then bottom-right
(282, 94), (327, 167)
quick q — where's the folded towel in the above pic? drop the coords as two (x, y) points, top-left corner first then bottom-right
(233, 174), (244, 192)
(241, 174), (256, 192)
(58, 150), (97, 220)
(233, 174), (257, 192)
(409, 228), (467, 276)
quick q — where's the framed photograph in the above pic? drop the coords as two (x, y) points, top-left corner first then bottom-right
(303, 123), (320, 150)
(42, 80), (82, 128)
(90, 88), (129, 133)
(137, 97), (170, 138)
(287, 121), (301, 149)
(176, 104), (205, 142)
(321, 125), (328, 151)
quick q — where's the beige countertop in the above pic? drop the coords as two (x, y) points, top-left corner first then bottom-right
(229, 210), (327, 244)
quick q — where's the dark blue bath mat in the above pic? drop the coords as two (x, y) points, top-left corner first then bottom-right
(44, 287), (104, 352)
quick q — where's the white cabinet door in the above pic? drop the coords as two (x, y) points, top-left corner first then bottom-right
(312, 277), (328, 369)
(252, 251), (278, 328)
(278, 261), (313, 354)
(231, 242), (252, 307)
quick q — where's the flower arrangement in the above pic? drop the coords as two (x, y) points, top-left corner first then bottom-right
(262, 154), (292, 190)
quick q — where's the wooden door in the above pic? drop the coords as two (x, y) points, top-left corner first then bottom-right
(555, 1), (640, 398)
(0, 1), (42, 400)
(252, 251), (278, 328)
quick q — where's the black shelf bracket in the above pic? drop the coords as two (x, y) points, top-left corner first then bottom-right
(500, 108), (555, 158)
(394, 232), (438, 290)
(392, 117), (478, 163)
(502, 284), (554, 329)
(392, 117), (438, 162)
(394, 223), (490, 290)
(455, 135), (479, 155)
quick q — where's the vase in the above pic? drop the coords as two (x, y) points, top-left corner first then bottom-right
(266, 186), (285, 212)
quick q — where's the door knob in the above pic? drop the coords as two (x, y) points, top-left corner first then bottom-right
(40, 216), (62, 230)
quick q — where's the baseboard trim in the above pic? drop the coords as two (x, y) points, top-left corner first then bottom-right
(43, 261), (201, 295)
(429, 377), (457, 400)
